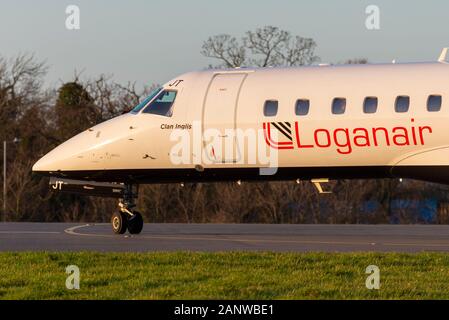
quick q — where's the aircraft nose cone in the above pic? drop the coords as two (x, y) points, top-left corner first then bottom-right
(32, 138), (81, 173)
(32, 153), (54, 172)
(32, 114), (133, 175)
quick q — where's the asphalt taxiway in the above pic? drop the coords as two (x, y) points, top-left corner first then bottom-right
(1, 223), (449, 252)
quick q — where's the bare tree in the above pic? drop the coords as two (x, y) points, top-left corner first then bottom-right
(0, 53), (47, 103)
(85, 75), (155, 118)
(201, 34), (246, 68)
(201, 26), (319, 68)
(0, 54), (47, 140)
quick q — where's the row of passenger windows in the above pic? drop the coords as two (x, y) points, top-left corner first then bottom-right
(263, 95), (443, 117)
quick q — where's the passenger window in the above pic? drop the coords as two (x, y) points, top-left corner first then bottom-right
(332, 98), (346, 115)
(143, 90), (177, 117)
(363, 97), (378, 114)
(295, 99), (310, 116)
(264, 100), (278, 117)
(427, 95), (442, 112)
(395, 96), (410, 113)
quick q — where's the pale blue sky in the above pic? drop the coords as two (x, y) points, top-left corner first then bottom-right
(1, 0), (448, 88)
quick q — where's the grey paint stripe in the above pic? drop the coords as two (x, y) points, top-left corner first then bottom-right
(0, 231), (60, 234)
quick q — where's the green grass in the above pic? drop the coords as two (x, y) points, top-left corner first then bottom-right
(1, 252), (449, 299)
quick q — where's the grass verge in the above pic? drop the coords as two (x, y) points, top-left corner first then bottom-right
(0, 252), (449, 299)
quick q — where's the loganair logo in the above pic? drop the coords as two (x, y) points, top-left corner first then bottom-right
(263, 119), (433, 155)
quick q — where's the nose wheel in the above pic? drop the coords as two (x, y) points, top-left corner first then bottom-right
(111, 211), (128, 234)
(111, 184), (143, 235)
(127, 211), (143, 234)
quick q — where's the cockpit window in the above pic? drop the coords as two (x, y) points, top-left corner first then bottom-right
(130, 87), (162, 114)
(142, 90), (177, 117)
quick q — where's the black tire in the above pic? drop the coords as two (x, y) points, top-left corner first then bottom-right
(127, 211), (144, 234)
(111, 211), (128, 234)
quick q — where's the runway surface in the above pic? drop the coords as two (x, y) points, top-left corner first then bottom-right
(1, 223), (449, 252)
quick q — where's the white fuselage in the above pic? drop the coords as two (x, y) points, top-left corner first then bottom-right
(33, 62), (449, 185)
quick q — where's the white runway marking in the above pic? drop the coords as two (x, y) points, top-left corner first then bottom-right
(64, 224), (108, 237)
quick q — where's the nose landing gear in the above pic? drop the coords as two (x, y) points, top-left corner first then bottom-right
(111, 184), (144, 235)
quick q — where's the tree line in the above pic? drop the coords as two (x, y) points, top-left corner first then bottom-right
(1, 26), (448, 224)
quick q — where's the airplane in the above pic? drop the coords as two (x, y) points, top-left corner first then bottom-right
(33, 48), (449, 235)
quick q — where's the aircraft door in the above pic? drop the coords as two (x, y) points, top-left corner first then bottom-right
(203, 73), (246, 163)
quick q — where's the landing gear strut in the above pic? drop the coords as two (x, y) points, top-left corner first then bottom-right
(111, 184), (143, 235)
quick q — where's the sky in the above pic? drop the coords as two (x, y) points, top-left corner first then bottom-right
(1, 0), (449, 89)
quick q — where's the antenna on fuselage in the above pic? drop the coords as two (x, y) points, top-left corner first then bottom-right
(438, 48), (448, 63)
